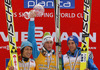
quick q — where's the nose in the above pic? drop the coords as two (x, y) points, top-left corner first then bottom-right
(69, 43), (73, 47)
(28, 50), (32, 54)
(49, 43), (53, 47)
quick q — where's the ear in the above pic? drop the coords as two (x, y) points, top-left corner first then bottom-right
(43, 45), (46, 49)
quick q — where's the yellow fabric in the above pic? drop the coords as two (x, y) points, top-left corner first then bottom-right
(6, 60), (11, 70)
(35, 52), (56, 70)
(6, 59), (35, 70)
(64, 62), (80, 70)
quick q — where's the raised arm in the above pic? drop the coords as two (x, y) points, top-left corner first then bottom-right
(28, 10), (40, 60)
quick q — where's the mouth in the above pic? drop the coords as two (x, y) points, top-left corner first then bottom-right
(47, 47), (52, 51)
(26, 54), (31, 57)
(70, 47), (74, 49)
(70, 47), (75, 51)
(48, 47), (52, 50)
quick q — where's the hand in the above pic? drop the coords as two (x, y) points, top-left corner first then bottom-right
(84, 68), (89, 70)
(58, 51), (62, 58)
(29, 10), (36, 18)
(9, 66), (14, 70)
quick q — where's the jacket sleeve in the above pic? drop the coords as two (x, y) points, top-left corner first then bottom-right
(88, 51), (98, 70)
(6, 60), (11, 70)
(62, 55), (64, 70)
(28, 21), (40, 60)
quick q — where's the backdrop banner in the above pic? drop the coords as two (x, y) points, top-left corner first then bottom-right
(0, 0), (100, 69)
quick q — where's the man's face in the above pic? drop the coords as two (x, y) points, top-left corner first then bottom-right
(22, 46), (32, 58)
(44, 40), (53, 51)
(68, 40), (76, 53)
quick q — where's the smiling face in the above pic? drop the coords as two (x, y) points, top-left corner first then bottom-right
(22, 46), (32, 58)
(43, 40), (53, 51)
(67, 40), (77, 53)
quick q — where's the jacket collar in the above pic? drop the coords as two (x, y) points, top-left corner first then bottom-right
(67, 47), (81, 57)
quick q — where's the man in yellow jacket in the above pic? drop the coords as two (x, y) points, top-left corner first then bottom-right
(6, 41), (36, 70)
(28, 10), (56, 70)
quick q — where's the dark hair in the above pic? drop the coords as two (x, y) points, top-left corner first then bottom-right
(21, 47), (33, 56)
(21, 48), (24, 56)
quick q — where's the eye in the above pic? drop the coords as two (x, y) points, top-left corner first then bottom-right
(26, 48), (29, 50)
(68, 43), (70, 45)
(72, 42), (75, 44)
(50, 41), (53, 44)
(46, 42), (49, 44)
(30, 48), (32, 51)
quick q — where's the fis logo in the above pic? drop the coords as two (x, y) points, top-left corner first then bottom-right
(24, 0), (75, 9)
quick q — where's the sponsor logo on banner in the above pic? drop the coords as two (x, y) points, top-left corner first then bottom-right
(24, 0), (75, 9)
(0, 29), (97, 50)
